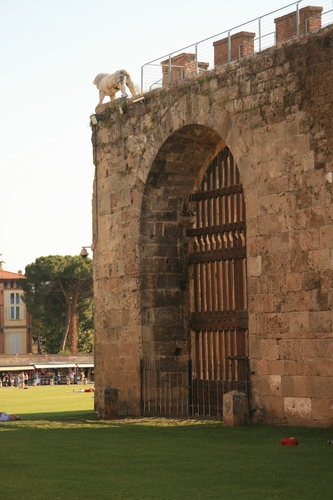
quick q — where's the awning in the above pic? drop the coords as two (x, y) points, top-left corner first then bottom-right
(0, 365), (35, 372)
(76, 363), (94, 368)
(34, 363), (76, 369)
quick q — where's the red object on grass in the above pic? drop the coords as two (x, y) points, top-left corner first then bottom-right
(281, 438), (298, 446)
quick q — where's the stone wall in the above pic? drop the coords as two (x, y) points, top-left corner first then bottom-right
(92, 25), (333, 426)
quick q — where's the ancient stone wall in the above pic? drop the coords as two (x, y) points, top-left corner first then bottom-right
(92, 25), (333, 425)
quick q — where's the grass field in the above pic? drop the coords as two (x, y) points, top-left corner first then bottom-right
(0, 386), (332, 499)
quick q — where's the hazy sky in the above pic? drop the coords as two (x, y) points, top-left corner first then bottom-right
(0, 0), (312, 272)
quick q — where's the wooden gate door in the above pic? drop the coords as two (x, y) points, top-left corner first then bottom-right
(187, 147), (248, 417)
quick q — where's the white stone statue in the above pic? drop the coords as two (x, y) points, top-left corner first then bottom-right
(93, 69), (136, 105)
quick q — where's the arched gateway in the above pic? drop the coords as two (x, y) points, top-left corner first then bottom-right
(140, 133), (247, 417)
(93, 27), (333, 426)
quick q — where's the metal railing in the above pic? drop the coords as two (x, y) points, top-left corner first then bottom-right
(141, 0), (333, 93)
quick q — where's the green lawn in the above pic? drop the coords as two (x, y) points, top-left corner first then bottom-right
(0, 386), (332, 500)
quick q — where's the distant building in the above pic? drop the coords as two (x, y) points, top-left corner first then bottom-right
(0, 270), (32, 354)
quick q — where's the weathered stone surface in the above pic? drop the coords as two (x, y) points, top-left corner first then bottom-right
(223, 390), (249, 426)
(95, 386), (118, 419)
(91, 26), (333, 426)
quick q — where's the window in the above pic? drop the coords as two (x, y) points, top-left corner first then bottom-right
(6, 293), (24, 320)
(10, 281), (14, 288)
(4, 281), (7, 289)
(10, 334), (21, 354)
(16, 281), (20, 289)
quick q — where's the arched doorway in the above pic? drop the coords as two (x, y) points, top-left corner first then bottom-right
(187, 146), (248, 417)
(139, 128), (248, 418)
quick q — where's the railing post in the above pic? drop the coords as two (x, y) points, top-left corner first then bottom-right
(195, 44), (198, 74)
(141, 65), (144, 94)
(187, 359), (192, 417)
(296, 2), (300, 38)
(169, 55), (171, 85)
(228, 31), (231, 62)
(259, 17), (262, 52)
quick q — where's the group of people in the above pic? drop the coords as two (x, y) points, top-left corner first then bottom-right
(1, 372), (31, 388)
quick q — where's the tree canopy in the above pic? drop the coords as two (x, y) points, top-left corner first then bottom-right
(21, 255), (93, 354)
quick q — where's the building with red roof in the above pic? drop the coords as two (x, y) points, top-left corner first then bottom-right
(0, 270), (32, 354)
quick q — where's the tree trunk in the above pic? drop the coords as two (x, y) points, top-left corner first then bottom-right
(59, 307), (70, 352)
(68, 287), (80, 355)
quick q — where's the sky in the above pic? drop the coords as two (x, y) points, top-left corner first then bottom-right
(0, 0), (301, 273)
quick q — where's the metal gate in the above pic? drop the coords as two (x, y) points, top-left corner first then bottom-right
(187, 146), (248, 417)
(140, 358), (190, 417)
(140, 147), (248, 419)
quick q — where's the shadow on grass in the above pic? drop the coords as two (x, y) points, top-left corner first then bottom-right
(14, 409), (97, 422)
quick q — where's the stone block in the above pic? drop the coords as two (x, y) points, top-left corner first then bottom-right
(261, 339), (279, 359)
(293, 376), (314, 398)
(284, 397), (312, 420)
(223, 390), (249, 426)
(109, 310), (123, 328)
(308, 311), (331, 333)
(256, 359), (269, 375)
(313, 377), (333, 399)
(141, 325), (152, 343)
(320, 225), (333, 249)
(269, 359), (285, 376)
(299, 229), (319, 251)
(262, 395), (285, 419)
(259, 194), (278, 215)
(95, 386), (119, 419)
(286, 273), (301, 292)
(284, 360), (298, 376)
(249, 334), (261, 359)
(267, 375), (281, 396)
(281, 376), (295, 397)
(289, 312), (309, 334)
(311, 398), (333, 424)
(308, 249), (331, 271)
(247, 256), (262, 277)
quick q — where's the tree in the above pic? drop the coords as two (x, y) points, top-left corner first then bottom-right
(21, 255), (93, 354)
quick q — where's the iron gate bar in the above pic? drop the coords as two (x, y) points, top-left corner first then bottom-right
(186, 222), (246, 237)
(189, 184), (243, 201)
(189, 247), (246, 263)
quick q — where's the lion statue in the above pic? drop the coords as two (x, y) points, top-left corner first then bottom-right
(93, 69), (136, 105)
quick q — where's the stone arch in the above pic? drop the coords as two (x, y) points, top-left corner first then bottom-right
(139, 123), (244, 361)
(135, 93), (256, 211)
